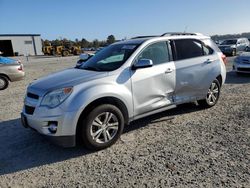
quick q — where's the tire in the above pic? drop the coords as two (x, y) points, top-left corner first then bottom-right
(62, 50), (69, 56)
(0, 76), (9, 90)
(81, 104), (124, 150)
(198, 79), (220, 108)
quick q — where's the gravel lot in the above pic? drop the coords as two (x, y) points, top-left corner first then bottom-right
(0, 56), (249, 187)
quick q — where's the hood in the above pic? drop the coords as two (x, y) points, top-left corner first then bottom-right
(239, 52), (250, 57)
(29, 68), (108, 94)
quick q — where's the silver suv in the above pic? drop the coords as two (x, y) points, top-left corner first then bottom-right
(219, 38), (249, 56)
(21, 33), (227, 150)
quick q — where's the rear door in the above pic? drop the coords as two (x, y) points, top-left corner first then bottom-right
(131, 41), (175, 116)
(172, 39), (220, 103)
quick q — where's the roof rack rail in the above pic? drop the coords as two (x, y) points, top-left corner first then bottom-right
(131, 35), (159, 39)
(161, 32), (203, 37)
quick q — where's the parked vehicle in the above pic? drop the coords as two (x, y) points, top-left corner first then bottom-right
(43, 45), (81, 56)
(0, 57), (25, 90)
(218, 38), (249, 56)
(21, 32), (226, 150)
(233, 46), (250, 74)
(76, 53), (95, 67)
(76, 47), (106, 67)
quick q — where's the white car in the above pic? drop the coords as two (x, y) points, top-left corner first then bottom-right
(233, 47), (250, 74)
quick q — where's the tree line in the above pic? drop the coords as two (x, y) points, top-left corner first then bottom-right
(211, 32), (250, 41)
(42, 32), (250, 48)
(42, 35), (116, 48)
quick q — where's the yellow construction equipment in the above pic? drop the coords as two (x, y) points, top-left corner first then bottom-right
(42, 45), (81, 56)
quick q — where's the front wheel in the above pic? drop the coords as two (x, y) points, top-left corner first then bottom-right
(81, 104), (124, 150)
(198, 79), (220, 108)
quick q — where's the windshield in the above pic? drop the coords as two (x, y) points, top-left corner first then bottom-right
(245, 47), (250, 52)
(221, 40), (237, 45)
(79, 43), (139, 71)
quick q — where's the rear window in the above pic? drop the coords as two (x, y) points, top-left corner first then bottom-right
(221, 40), (237, 45)
(174, 39), (214, 60)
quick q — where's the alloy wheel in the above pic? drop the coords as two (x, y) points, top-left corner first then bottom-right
(0, 78), (5, 88)
(206, 82), (219, 105)
(90, 112), (119, 144)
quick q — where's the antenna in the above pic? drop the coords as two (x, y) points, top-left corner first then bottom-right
(184, 26), (188, 33)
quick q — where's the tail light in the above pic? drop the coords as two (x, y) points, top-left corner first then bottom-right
(221, 54), (227, 64)
(18, 64), (23, 71)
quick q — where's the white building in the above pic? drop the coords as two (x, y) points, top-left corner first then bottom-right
(0, 34), (43, 56)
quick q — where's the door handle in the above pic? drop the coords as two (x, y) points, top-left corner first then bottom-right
(165, 68), (173, 73)
(205, 59), (216, 64)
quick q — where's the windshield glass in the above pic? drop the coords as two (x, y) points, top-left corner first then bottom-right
(79, 43), (139, 71)
(245, 47), (250, 52)
(221, 40), (237, 45)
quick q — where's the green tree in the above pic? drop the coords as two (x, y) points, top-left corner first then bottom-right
(107, 35), (115, 44)
(93, 39), (100, 48)
(43, 39), (51, 46)
(52, 39), (62, 46)
(81, 38), (89, 48)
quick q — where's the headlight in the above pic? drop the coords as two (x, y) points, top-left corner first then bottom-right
(41, 87), (73, 108)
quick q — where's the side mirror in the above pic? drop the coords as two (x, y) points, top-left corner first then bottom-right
(79, 53), (89, 61)
(132, 59), (153, 70)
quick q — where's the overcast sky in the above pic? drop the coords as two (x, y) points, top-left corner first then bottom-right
(1, 0), (250, 40)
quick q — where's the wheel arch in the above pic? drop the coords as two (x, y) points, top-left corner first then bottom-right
(75, 96), (130, 143)
(0, 73), (10, 81)
(216, 74), (222, 86)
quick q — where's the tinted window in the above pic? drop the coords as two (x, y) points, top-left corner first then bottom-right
(203, 45), (214, 55)
(174, 39), (203, 60)
(137, 42), (170, 65)
(221, 40), (237, 45)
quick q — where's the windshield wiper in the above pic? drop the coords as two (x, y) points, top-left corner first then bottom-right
(81, 66), (101, 71)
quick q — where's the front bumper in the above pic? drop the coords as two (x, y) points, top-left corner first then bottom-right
(21, 108), (79, 147)
(233, 63), (250, 73)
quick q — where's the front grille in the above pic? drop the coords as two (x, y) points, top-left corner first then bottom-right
(241, 59), (250, 64)
(27, 92), (39, 100)
(25, 105), (35, 115)
(238, 68), (250, 72)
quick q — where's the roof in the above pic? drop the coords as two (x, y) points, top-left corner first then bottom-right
(0, 34), (41, 37)
(116, 38), (151, 45)
(118, 32), (209, 45)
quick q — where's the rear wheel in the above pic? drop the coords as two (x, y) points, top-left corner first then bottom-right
(62, 50), (70, 56)
(0, 76), (9, 90)
(81, 104), (124, 150)
(198, 79), (220, 108)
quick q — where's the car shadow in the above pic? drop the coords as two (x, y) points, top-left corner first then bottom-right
(0, 103), (203, 176)
(124, 103), (202, 133)
(0, 119), (91, 175)
(225, 71), (250, 84)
